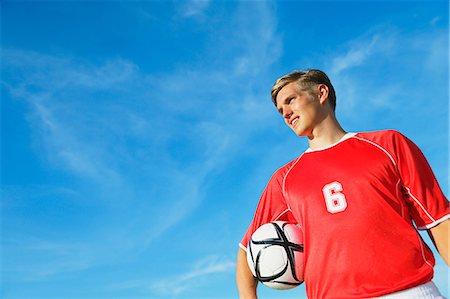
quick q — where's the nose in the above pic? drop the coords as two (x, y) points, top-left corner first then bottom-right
(282, 105), (292, 120)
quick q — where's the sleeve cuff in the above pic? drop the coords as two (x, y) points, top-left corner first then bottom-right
(417, 214), (450, 230)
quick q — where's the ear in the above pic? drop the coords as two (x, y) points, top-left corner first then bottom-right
(317, 84), (329, 105)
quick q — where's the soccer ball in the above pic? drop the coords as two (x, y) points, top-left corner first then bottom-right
(246, 221), (304, 290)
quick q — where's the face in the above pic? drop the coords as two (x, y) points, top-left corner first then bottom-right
(275, 82), (328, 137)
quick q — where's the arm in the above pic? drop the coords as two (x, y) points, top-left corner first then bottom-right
(428, 219), (450, 266)
(236, 166), (293, 297)
(236, 248), (258, 299)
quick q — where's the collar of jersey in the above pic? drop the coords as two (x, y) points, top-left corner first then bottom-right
(305, 132), (356, 153)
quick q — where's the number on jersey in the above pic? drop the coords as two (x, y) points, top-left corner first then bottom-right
(322, 181), (347, 214)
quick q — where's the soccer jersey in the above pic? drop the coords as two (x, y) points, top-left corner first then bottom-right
(240, 130), (449, 299)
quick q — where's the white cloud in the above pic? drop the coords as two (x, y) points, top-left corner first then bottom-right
(329, 31), (396, 76)
(324, 25), (447, 122)
(104, 256), (235, 296)
(2, 1), (283, 281)
(430, 16), (441, 26)
(150, 255), (235, 295)
(179, 0), (210, 18)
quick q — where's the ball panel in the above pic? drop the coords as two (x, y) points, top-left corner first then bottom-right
(251, 224), (280, 241)
(258, 246), (287, 275)
(246, 221), (304, 290)
(263, 280), (302, 290)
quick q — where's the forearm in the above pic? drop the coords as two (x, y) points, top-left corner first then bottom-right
(429, 219), (450, 266)
(236, 247), (258, 299)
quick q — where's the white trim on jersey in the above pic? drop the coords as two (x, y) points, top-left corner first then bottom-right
(416, 231), (434, 268)
(239, 243), (247, 252)
(403, 185), (438, 226)
(352, 135), (398, 168)
(395, 179), (405, 219)
(417, 214), (450, 230)
(354, 135), (445, 230)
(282, 155), (302, 200)
(353, 135), (413, 220)
(274, 208), (292, 221)
(304, 132), (356, 153)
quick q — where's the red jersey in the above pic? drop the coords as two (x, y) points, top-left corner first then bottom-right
(240, 130), (449, 299)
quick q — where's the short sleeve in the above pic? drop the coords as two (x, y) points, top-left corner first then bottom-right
(392, 131), (449, 229)
(239, 169), (296, 251)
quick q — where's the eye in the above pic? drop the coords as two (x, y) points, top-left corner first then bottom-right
(287, 97), (295, 104)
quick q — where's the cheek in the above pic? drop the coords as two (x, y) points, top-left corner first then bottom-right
(291, 104), (304, 114)
(297, 110), (318, 127)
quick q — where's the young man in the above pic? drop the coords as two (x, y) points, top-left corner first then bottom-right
(236, 70), (449, 299)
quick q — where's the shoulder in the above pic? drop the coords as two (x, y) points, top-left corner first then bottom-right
(355, 129), (411, 148)
(354, 130), (421, 164)
(270, 155), (303, 184)
(356, 129), (405, 141)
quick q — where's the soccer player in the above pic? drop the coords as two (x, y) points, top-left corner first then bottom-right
(236, 70), (449, 299)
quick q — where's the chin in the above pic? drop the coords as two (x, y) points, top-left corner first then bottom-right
(293, 129), (306, 137)
(292, 127), (310, 137)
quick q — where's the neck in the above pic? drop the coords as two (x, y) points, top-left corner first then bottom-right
(307, 115), (346, 150)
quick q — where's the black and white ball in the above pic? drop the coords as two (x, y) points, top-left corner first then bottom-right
(246, 221), (304, 290)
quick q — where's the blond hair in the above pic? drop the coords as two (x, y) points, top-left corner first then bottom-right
(271, 69), (336, 111)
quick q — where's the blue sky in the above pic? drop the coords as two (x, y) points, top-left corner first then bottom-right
(1, 1), (448, 298)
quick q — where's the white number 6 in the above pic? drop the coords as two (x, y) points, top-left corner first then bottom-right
(322, 181), (347, 214)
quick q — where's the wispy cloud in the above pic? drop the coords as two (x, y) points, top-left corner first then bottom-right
(178, 0), (210, 18)
(105, 255), (235, 296)
(321, 24), (448, 197)
(430, 16), (441, 26)
(330, 35), (381, 76)
(324, 25), (447, 121)
(2, 1), (282, 282)
(329, 29), (397, 77)
(150, 256), (235, 296)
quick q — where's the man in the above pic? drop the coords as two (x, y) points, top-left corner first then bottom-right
(236, 70), (449, 298)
